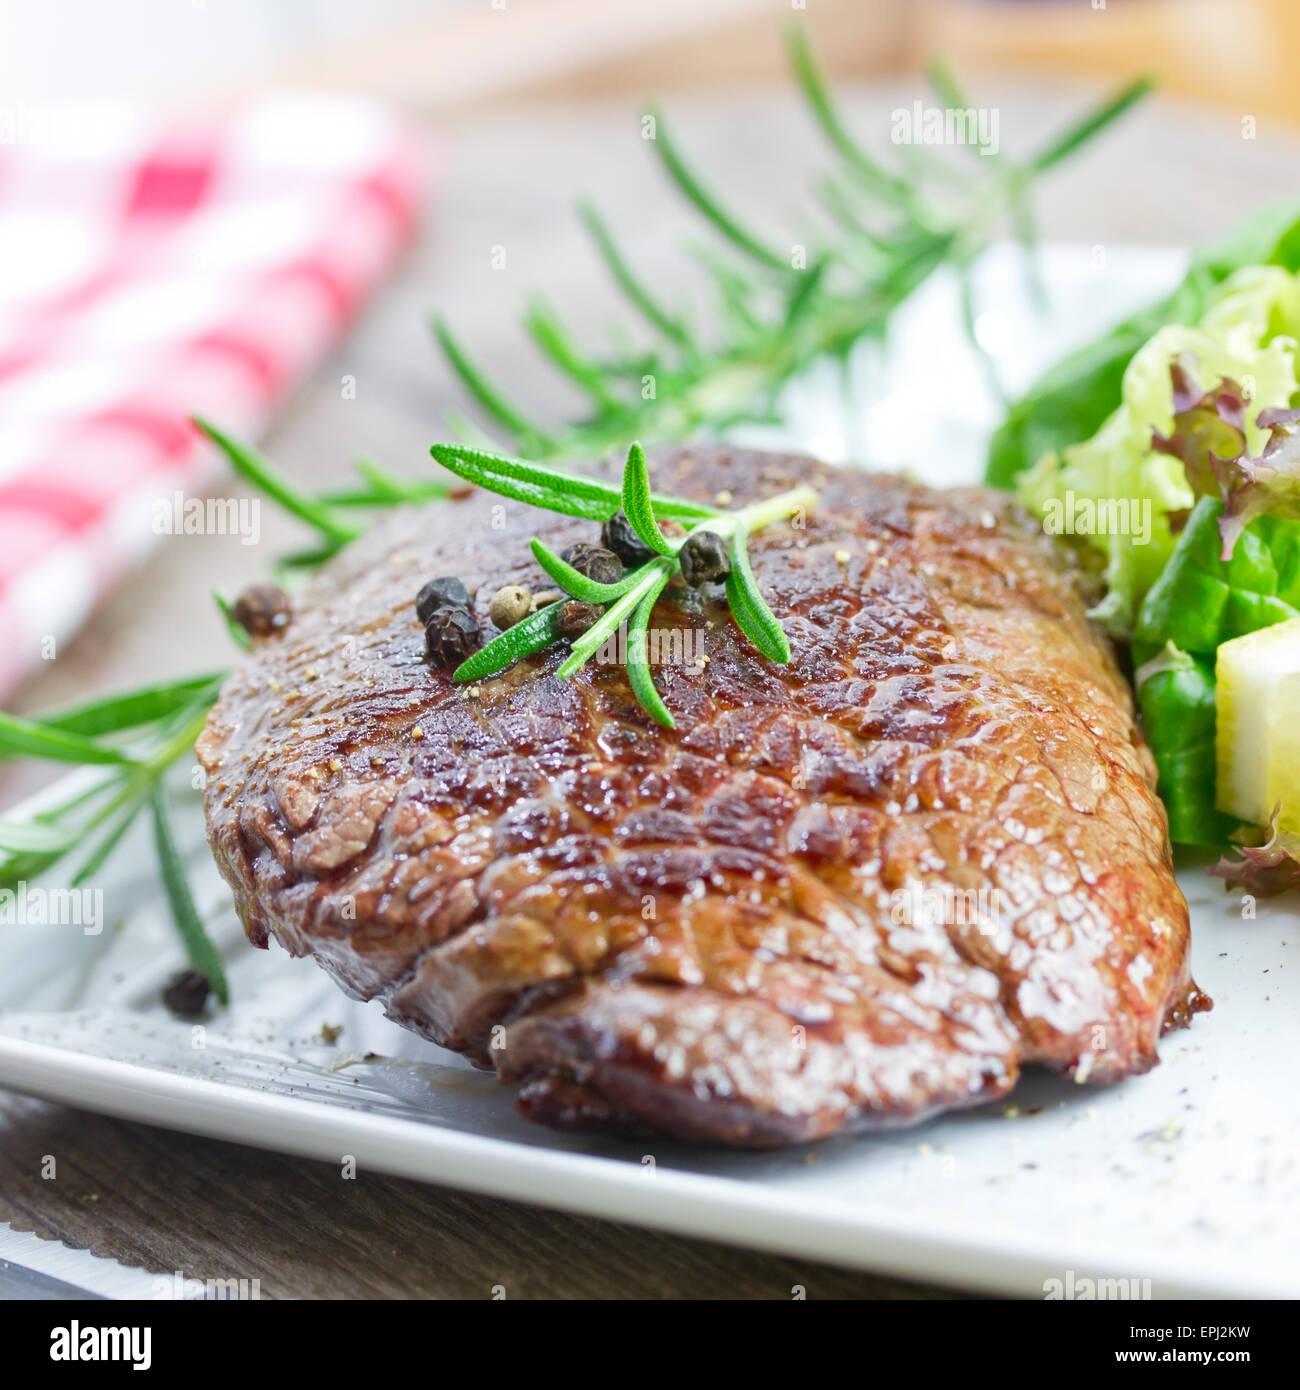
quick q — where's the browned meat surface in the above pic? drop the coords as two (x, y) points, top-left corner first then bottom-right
(197, 446), (1207, 1146)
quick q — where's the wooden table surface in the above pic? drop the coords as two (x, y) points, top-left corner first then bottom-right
(3, 78), (1298, 1299)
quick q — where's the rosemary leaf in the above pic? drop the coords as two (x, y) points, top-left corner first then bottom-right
(213, 590), (253, 651)
(319, 459), (450, 508)
(649, 107), (790, 273)
(72, 801), (144, 887)
(0, 849), (69, 890)
(0, 712), (136, 767)
(431, 444), (618, 519)
(530, 538), (645, 602)
(1010, 186), (1047, 311)
(430, 443), (718, 520)
(620, 443), (676, 555)
(724, 528), (790, 663)
(432, 316), (552, 449)
(150, 786), (229, 1006)
(38, 674), (226, 738)
(453, 600), (565, 682)
(690, 243), (764, 335)
(625, 571), (674, 729)
(194, 419), (358, 546)
(786, 24), (913, 210)
(925, 58), (991, 158)
(431, 33), (1148, 465)
(783, 253), (832, 331)
(1029, 73), (1154, 174)
(273, 543), (347, 574)
(524, 297), (622, 411)
(0, 818), (83, 853)
(579, 201), (692, 347)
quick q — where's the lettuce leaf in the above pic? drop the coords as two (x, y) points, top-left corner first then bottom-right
(1209, 806), (1300, 895)
(1134, 496), (1300, 654)
(1151, 355), (1300, 561)
(989, 203), (1300, 887)
(1132, 495), (1300, 854)
(1133, 642), (1237, 846)
(1012, 264), (1300, 637)
(987, 198), (1300, 489)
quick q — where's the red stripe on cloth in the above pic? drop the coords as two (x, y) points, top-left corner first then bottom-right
(0, 346), (45, 382)
(89, 403), (193, 458)
(122, 139), (220, 220)
(0, 511), (78, 583)
(355, 143), (423, 240)
(263, 257), (355, 324)
(188, 328), (285, 396)
(0, 478), (101, 531)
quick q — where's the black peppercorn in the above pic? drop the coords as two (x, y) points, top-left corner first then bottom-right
(556, 600), (604, 641)
(560, 543), (623, 586)
(600, 511), (656, 569)
(415, 576), (471, 625)
(678, 530), (731, 587)
(232, 584), (292, 638)
(424, 605), (480, 668)
(163, 968), (211, 1018)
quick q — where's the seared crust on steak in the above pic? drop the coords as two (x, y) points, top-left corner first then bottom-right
(197, 447), (1207, 1146)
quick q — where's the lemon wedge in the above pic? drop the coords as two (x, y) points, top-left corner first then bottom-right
(1216, 616), (1300, 848)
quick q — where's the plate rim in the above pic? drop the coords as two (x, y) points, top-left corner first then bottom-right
(0, 1031), (1287, 1300)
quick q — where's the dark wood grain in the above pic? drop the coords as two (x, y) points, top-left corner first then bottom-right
(3, 81), (1299, 1300)
(0, 1094), (964, 1299)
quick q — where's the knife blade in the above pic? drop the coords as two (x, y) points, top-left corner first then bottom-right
(0, 1224), (160, 1300)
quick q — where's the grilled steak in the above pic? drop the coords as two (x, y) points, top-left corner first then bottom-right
(197, 446), (1207, 1146)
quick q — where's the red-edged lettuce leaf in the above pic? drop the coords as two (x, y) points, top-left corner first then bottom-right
(1152, 355), (1300, 560)
(1209, 805), (1300, 897)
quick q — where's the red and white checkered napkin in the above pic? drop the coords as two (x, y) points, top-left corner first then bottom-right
(0, 96), (422, 698)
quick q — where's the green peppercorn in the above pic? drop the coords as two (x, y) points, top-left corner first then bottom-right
(678, 530), (731, 587)
(489, 584), (532, 630)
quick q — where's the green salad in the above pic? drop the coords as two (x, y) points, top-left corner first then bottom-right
(987, 202), (1300, 892)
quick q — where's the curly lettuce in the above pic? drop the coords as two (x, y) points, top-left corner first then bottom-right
(987, 198), (1300, 488)
(1014, 264), (1300, 637)
(989, 203), (1300, 890)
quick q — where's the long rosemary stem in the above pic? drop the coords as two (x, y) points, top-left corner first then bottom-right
(695, 483), (818, 542)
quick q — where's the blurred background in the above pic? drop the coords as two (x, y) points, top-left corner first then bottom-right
(3, 0), (1298, 116)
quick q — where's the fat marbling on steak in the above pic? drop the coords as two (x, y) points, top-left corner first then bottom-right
(197, 446), (1207, 1146)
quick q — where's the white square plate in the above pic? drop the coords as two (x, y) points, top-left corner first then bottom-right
(4, 245), (1296, 1299)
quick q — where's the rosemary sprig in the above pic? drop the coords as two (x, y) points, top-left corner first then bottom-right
(431, 25), (1152, 463)
(434, 442), (814, 728)
(0, 675), (228, 971)
(151, 784), (229, 1005)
